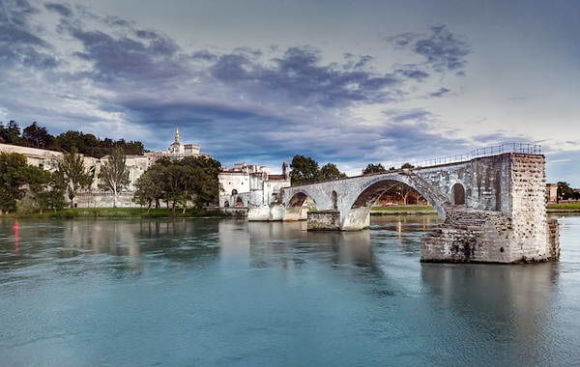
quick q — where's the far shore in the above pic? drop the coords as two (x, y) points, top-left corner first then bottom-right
(4, 208), (229, 219)
(371, 203), (580, 215)
(4, 203), (580, 220)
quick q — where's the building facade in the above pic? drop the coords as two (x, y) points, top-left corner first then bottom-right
(218, 162), (291, 209)
(0, 129), (202, 207)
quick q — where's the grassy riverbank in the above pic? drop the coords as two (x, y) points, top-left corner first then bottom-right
(371, 205), (435, 215)
(547, 203), (580, 212)
(371, 203), (580, 215)
(8, 208), (229, 219)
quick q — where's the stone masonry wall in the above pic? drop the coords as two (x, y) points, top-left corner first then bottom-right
(307, 211), (341, 231)
(422, 208), (516, 263)
(509, 154), (550, 261)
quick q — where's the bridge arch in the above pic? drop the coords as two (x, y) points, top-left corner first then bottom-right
(340, 173), (448, 230)
(451, 182), (466, 206)
(288, 191), (318, 209)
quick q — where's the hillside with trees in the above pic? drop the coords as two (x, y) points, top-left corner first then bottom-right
(0, 121), (145, 157)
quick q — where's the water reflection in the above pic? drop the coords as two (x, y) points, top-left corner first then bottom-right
(0, 216), (579, 367)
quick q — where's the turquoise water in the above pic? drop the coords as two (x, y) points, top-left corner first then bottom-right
(1, 215), (579, 366)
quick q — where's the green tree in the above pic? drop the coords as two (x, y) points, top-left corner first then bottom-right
(0, 152), (32, 213)
(318, 163), (347, 181)
(178, 156), (222, 208)
(133, 168), (165, 211)
(98, 147), (130, 207)
(37, 170), (67, 212)
(557, 181), (575, 201)
(0, 121), (23, 144)
(363, 163), (387, 175)
(59, 149), (91, 208)
(290, 155), (320, 185)
(163, 164), (191, 213)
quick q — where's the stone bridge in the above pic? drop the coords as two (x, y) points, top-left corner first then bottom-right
(248, 151), (559, 264)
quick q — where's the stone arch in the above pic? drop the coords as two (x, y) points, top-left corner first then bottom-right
(452, 183), (466, 205)
(235, 197), (244, 208)
(331, 191), (338, 210)
(288, 191), (318, 209)
(340, 174), (448, 230)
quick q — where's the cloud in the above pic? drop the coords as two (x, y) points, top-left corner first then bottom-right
(206, 47), (401, 107)
(0, 0), (59, 68)
(0, 1), (481, 173)
(44, 2), (72, 17)
(429, 87), (450, 97)
(390, 25), (471, 75)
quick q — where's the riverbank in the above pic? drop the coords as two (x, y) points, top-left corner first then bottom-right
(371, 205), (435, 215)
(371, 203), (580, 215)
(547, 203), (580, 213)
(6, 208), (229, 219)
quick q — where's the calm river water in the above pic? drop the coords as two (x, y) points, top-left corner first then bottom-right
(1, 215), (580, 366)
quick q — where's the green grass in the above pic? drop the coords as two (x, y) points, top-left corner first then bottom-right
(10, 207), (229, 219)
(547, 203), (580, 211)
(371, 205), (434, 212)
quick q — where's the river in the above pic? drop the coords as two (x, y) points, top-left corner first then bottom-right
(1, 215), (579, 366)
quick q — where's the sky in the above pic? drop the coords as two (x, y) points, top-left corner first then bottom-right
(1, 0), (579, 183)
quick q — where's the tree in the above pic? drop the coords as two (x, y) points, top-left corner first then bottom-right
(163, 164), (191, 213)
(363, 163), (387, 175)
(22, 122), (54, 149)
(557, 181), (575, 201)
(0, 152), (31, 213)
(178, 156), (222, 208)
(0, 121), (23, 144)
(392, 182), (419, 205)
(401, 162), (414, 169)
(133, 168), (165, 211)
(98, 147), (130, 208)
(36, 170), (67, 212)
(318, 163), (347, 181)
(59, 149), (91, 208)
(290, 155), (320, 185)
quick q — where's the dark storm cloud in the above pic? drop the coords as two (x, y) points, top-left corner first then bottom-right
(390, 25), (471, 75)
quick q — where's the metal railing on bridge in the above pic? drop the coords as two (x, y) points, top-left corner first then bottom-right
(346, 142), (542, 177)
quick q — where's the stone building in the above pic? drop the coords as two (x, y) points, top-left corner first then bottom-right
(0, 129), (203, 207)
(218, 162), (291, 209)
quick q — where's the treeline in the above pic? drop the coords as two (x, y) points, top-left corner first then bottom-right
(0, 148), (223, 214)
(289, 155), (347, 185)
(288, 156), (415, 186)
(0, 148), (131, 214)
(0, 152), (66, 214)
(134, 156), (221, 212)
(0, 121), (145, 158)
(557, 182), (580, 201)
